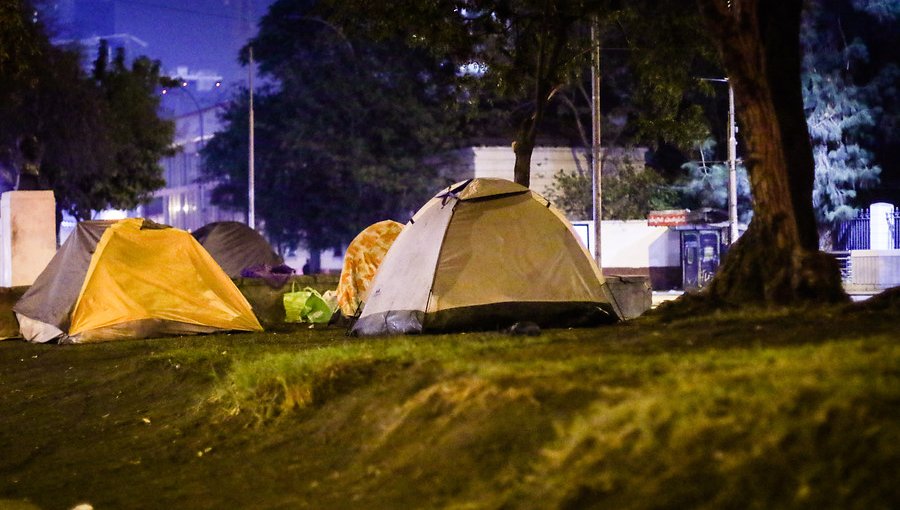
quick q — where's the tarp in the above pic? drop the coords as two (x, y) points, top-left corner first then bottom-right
(336, 220), (404, 317)
(351, 179), (620, 336)
(14, 219), (263, 343)
(192, 221), (284, 278)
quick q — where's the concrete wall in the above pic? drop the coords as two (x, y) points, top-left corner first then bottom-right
(600, 220), (681, 290)
(571, 219), (682, 291)
(848, 250), (900, 291)
(601, 220), (680, 267)
(443, 146), (647, 199)
(467, 146), (588, 197)
(283, 248), (344, 274)
(0, 286), (28, 340)
(0, 191), (56, 287)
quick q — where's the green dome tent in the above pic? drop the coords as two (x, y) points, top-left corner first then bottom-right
(192, 221), (284, 278)
(351, 178), (620, 336)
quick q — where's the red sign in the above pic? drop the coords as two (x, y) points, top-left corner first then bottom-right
(648, 210), (690, 227)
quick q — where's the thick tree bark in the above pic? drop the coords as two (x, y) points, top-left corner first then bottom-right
(513, 137), (535, 188)
(512, 51), (553, 189)
(695, 0), (846, 305)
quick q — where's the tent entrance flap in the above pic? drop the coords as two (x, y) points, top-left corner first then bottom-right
(424, 301), (617, 333)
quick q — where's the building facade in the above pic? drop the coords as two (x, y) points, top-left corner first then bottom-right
(134, 99), (242, 232)
(441, 145), (648, 199)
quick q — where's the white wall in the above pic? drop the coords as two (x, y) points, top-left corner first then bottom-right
(469, 146), (590, 198)
(571, 220), (679, 269)
(283, 248), (344, 274)
(849, 250), (900, 291)
(1, 191), (57, 287)
(444, 146), (647, 199)
(600, 220), (680, 269)
(286, 220), (679, 277)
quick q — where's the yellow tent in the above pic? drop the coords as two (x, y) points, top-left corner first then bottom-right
(15, 219), (262, 343)
(336, 220), (404, 317)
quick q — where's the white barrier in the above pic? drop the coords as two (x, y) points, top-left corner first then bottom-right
(849, 250), (900, 291)
(0, 191), (57, 287)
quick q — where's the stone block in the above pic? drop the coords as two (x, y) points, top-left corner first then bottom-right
(1, 191), (56, 287)
(604, 274), (652, 320)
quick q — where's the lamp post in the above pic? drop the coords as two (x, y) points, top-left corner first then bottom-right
(248, 46), (256, 231)
(699, 77), (739, 244)
(590, 15), (602, 268)
(245, 24), (350, 233)
(726, 82), (738, 244)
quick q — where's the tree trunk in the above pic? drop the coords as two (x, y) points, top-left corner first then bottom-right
(695, 0), (846, 305)
(512, 70), (550, 189)
(513, 138), (535, 188)
(305, 248), (322, 275)
(511, 11), (572, 188)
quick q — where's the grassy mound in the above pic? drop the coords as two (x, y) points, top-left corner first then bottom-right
(1, 303), (898, 509)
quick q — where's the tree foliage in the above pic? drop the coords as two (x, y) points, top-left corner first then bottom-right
(322, 0), (594, 186)
(546, 163), (681, 221)
(802, 0), (886, 224)
(202, 0), (464, 265)
(0, 1), (174, 221)
(805, 70), (880, 222)
(612, 1), (720, 151)
(61, 42), (173, 218)
(801, 0), (900, 225)
(322, 0), (720, 188)
(680, 139), (753, 224)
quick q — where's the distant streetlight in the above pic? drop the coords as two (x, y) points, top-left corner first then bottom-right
(161, 82), (205, 151)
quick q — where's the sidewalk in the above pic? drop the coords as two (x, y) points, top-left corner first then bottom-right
(651, 288), (877, 308)
(651, 290), (683, 308)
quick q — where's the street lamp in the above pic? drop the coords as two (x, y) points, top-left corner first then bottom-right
(161, 82), (205, 151)
(248, 46), (256, 231)
(699, 77), (739, 244)
(245, 24), (352, 233)
(590, 15), (602, 268)
(160, 81), (214, 229)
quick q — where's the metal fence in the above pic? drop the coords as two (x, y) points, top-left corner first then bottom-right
(832, 209), (900, 251)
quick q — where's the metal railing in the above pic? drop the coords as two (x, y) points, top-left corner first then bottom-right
(832, 209), (900, 251)
(833, 209), (870, 250)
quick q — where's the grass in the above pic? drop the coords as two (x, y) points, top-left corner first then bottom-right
(0, 298), (898, 509)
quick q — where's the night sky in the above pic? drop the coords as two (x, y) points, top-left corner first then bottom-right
(51, 0), (275, 85)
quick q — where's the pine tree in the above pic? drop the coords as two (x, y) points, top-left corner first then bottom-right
(802, 0), (881, 225)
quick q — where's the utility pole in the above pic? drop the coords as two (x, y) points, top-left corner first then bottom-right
(590, 16), (602, 268)
(699, 77), (739, 244)
(727, 82), (738, 244)
(248, 46), (256, 230)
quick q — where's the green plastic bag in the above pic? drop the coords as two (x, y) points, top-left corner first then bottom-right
(283, 283), (334, 324)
